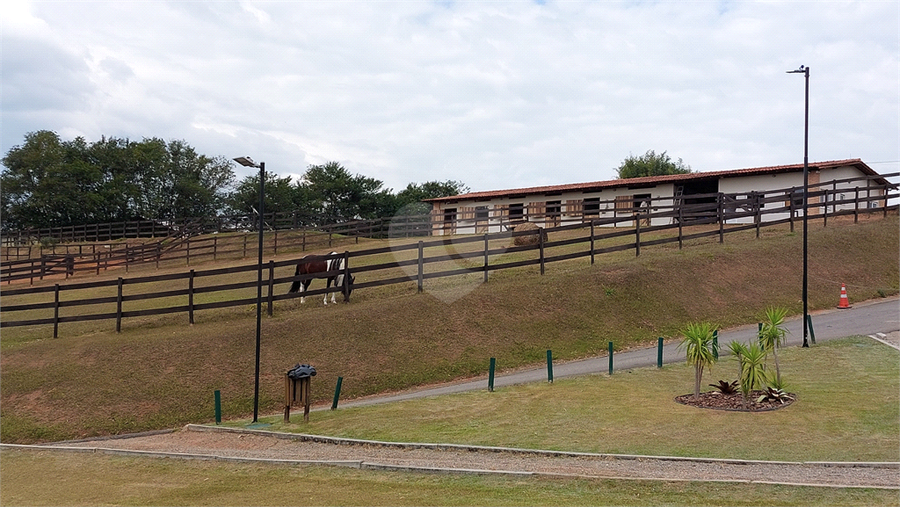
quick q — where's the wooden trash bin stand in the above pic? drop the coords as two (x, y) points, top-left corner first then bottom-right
(284, 364), (316, 422)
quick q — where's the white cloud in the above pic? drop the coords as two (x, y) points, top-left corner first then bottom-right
(2, 0), (897, 192)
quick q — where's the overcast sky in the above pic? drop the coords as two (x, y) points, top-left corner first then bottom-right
(3, 1), (898, 195)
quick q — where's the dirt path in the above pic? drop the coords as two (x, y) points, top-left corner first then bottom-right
(27, 425), (899, 490)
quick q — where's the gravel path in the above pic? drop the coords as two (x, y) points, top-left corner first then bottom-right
(26, 424), (899, 490)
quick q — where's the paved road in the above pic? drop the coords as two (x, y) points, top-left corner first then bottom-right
(329, 296), (899, 410)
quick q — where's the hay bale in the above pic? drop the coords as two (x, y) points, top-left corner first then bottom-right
(512, 222), (546, 246)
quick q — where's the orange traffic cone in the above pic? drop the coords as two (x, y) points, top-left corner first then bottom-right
(837, 283), (851, 309)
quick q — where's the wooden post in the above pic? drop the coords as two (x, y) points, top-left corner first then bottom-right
(539, 229), (545, 274)
(267, 261), (275, 315)
(634, 216), (641, 257)
(590, 221), (595, 264)
(116, 277), (123, 333)
(53, 284), (60, 338)
(717, 193), (724, 244)
(417, 241), (424, 293)
(283, 374), (292, 423)
(188, 270), (195, 325)
(483, 234), (489, 283)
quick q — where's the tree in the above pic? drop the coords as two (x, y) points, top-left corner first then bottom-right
(394, 180), (469, 216)
(299, 162), (393, 223)
(616, 150), (692, 179)
(678, 321), (719, 400)
(758, 306), (789, 385)
(1, 131), (235, 230)
(229, 172), (298, 217)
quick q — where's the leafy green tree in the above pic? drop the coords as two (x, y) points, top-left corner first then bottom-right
(678, 321), (719, 400)
(299, 162), (393, 222)
(616, 150), (692, 179)
(395, 180), (469, 216)
(1, 131), (235, 229)
(229, 172), (298, 217)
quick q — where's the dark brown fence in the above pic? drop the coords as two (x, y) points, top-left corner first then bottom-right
(2, 176), (897, 337)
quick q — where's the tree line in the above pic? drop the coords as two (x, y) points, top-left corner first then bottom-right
(1, 131), (467, 231)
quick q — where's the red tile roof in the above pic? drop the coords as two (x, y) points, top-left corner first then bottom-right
(425, 159), (881, 203)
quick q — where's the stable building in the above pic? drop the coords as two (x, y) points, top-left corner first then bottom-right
(424, 159), (891, 235)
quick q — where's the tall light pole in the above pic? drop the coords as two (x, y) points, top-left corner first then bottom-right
(786, 65), (810, 348)
(234, 156), (265, 420)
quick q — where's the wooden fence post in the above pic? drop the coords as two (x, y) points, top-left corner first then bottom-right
(53, 284), (60, 338)
(539, 229), (545, 274)
(718, 193), (724, 244)
(342, 252), (350, 302)
(417, 241), (424, 293)
(188, 270), (195, 325)
(789, 187), (795, 233)
(116, 277), (123, 333)
(268, 260), (275, 314)
(634, 216), (641, 257)
(483, 234), (489, 283)
(590, 221), (595, 265)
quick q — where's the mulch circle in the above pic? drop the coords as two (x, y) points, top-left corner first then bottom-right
(675, 391), (796, 412)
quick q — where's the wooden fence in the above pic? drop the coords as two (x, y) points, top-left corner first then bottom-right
(2, 179), (897, 337)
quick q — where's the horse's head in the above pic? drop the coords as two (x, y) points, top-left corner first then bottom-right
(343, 275), (356, 298)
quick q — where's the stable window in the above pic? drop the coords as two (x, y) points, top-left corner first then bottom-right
(509, 203), (524, 221)
(584, 198), (601, 216)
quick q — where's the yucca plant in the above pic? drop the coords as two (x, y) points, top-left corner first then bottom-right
(728, 341), (768, 408)
(678, 321), (719, 400)
(759, 306), (789, 385)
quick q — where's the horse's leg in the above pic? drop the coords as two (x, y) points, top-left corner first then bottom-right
(324, 277), (332, 305)
(300, 279), (311, 304)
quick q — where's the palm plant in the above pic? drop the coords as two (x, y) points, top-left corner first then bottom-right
(678, 321), (719, 400)
(759, 306), (789, 385)
(728, 340), (768, 408)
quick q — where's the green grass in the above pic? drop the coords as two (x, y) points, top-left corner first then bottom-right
(243, 336), (899, 463)
(0, 216), (897, 445)
(4, 449), (898, 507)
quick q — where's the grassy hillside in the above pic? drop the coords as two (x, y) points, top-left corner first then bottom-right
(1, 216), (897, 443)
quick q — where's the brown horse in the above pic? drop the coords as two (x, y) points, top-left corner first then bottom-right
(288, 252), (354, 304)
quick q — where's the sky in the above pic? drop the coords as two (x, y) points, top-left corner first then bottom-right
(2, 1), (898, 195)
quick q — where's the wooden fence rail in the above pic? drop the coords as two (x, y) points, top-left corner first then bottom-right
(2, 182), (897, 337)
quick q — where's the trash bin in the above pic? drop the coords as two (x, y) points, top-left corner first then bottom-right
(284, 363), (315, 422)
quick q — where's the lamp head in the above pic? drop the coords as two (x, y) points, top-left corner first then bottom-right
(786, 65), (808, 74)
(233, 156), (259, 168)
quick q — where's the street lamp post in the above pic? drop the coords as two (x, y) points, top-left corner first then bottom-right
(786, 65), (810, 348)
(234, 156), (265, 420)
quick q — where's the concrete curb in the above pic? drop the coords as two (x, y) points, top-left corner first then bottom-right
(182, 424), (900, 470)
(3, 440), (897, 491)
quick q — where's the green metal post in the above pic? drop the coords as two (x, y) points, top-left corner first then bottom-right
(546, 350), (553, 383)
(657, 337), (663, 368)
(331, 376), (343, 410)
(488, 357), (496, 392)
(806, 315), (816, 345)
(214, 390), (221, 425)
(712, 330), (719, 360)
(608, 342), (613, 375)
